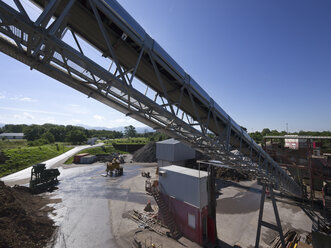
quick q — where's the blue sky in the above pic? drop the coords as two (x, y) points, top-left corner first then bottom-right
(0, 0), (330, 132)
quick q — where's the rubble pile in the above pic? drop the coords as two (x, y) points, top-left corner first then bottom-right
(270, 229), (312, 248)
(0, 181), (54, 248)
(133, 142), (156, 163)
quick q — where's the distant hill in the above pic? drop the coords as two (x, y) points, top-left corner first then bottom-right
(0, 123), (154, 133)
(76, 124), (154, 133)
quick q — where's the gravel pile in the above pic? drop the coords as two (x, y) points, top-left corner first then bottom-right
(216, 167), (254, 182)
(132, 142), (156, 163)
(0, 181), (55, 248)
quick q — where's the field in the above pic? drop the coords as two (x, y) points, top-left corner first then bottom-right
(0, 142), (71, 177)
(0, 139), (28, 150)
(64, 145), (127, 164)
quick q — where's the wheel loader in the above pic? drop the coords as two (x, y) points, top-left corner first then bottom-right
(29, 163), (60, 191)
(106, 158), (123, 177)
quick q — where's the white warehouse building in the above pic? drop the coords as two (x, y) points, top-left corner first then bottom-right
(0, 133), (24, 140)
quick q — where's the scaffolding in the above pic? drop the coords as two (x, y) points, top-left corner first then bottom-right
(263, 135), (331, 204)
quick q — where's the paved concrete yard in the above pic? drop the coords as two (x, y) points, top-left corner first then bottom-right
(3, 158), (314, 248)
(216, 180), (312, 247)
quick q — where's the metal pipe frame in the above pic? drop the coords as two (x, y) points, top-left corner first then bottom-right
(0, 0), (301, 197)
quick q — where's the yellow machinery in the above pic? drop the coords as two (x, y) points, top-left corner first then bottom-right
(106, 158), (123, 177)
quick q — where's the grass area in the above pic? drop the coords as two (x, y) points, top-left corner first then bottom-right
(0, 143), (72, 177)
(64, 145), (127, 164)
(106, 137), (149, 145)
(0, 140), (28, 150)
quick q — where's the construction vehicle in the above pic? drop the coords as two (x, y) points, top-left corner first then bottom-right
(141, 171), (151, 178)
(29, 163), (60, 190)
(106, 158), (123, 177)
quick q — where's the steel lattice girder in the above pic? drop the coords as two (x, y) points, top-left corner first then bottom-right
(0, 0), (301, 197)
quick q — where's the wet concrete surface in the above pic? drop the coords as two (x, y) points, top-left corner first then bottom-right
(47, 162), (153, 248)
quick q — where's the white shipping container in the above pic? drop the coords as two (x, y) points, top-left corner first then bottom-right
(159, 165), (208, 209)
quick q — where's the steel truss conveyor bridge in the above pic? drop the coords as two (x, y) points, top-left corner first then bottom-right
(0, 0), (301, 197)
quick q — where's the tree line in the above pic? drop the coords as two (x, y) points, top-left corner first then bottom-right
(0, 124), (123, 145)
(0, 124), (168, 145)
(248, 128), (331, 152)
(248, 128), (331, 144)
(3, 124), (329, 149)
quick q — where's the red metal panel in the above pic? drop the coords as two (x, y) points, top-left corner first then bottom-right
(73, 153), (89, 163)
(160, 193), (208, 245)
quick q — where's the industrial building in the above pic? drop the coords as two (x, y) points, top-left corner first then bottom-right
(158, 165), (209, 244)
(284, 135), (308, 150)
(264, 135), (331, 209)
(156, 138), (196, 167)
(146, 165), (217, 245)
(0, 133), (24, 139)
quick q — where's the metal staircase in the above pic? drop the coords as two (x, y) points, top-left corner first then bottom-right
(146, 183), (181, 239)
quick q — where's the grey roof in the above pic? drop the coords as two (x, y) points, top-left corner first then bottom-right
(156, 138), (180, 145)
(160, 165), (208, 178)
(0, 133), (24, 136)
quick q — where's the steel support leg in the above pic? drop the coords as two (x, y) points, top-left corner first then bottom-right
(255, 184), (285, 248)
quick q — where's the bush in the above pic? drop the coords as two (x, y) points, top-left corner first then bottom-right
(66, 130), (87, 144)
(27, 138), (49, 147)
(42, 132), (55, 143)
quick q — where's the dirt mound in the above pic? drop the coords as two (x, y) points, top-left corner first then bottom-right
(216, 167), (254, 182)
(132, 142), (156, 163)
(0, 180), (55, 248)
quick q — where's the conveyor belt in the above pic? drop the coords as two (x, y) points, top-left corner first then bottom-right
(0, 0), (301, 197)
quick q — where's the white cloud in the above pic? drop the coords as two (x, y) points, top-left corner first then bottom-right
(14, 112), (35, 120)
(20, 97), (37, 102)
(93, 114), (105, 121)
(0, 95), (5, 99)
(69, 119), (83, 125)
(66, 104), (88, 114)
(107, 117), (145, 127)
(7, 94), (37, 102)
(23, 112), (34, 120)
(0, 106), (71, 116)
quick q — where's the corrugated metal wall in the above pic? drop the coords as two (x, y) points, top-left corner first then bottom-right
(159, 167), (208, 209)
(156, 139), (196, 162)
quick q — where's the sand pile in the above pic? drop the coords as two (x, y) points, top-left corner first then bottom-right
(0, 181), (55, 248)
(133, 142), (156, 162)
(216, 167), (253, 182)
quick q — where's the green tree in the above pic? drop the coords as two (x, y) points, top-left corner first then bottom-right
(124, 125), (137, 138)
(65, 130), (87, 144)
(42, 131), (55, 143)
(24, 125), (45, 141)
(249, 131), (263, 144)
(240, 126), (248, 132)
(261, 128), (271, 137)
